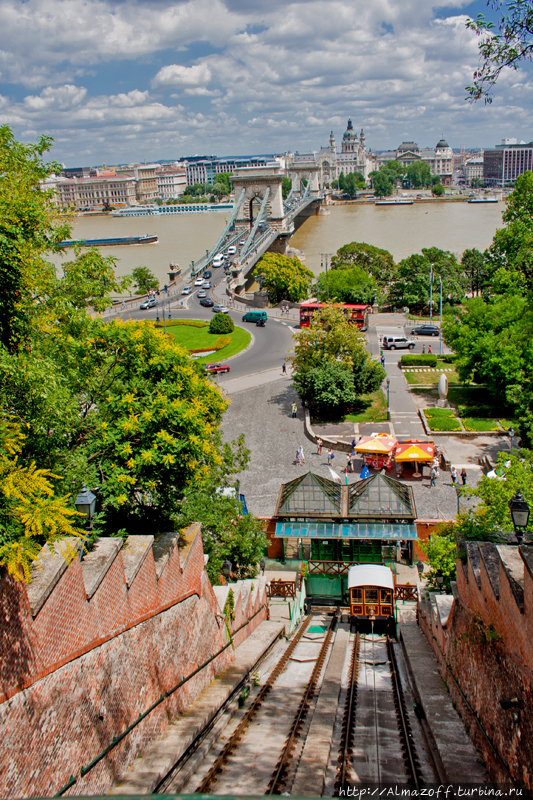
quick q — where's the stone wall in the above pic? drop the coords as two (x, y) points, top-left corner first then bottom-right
(0, 526), (268, 798)
(418, 543), (533, 788)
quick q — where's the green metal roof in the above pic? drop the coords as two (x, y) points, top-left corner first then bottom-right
(277, 472), (341, 516)
(275, 522), (417, 540)
(348, 473), (415, 519)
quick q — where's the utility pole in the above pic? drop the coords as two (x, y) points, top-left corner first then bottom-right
(429, 265), (434, 324)
(320, 253), (333, 301)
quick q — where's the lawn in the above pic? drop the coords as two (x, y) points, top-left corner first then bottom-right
(165, 322), (251, 363)
(424, 408), (462, 432)
(461, 418), (500, 432)
(312, 389), (388, 425)
(405, 367), (459, 385)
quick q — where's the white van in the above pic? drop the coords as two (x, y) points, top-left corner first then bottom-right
(383, 335), (415, 350)
(228, 246), (236, 255)
(213, 254), (224, 267)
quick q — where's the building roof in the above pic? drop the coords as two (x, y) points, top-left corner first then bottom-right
(348, 564), (394, 590)
(398, 141), (419, 152)
(343, 119), (358, 141)
(436, 139), (450, 148)
(275, 472), (416, 521)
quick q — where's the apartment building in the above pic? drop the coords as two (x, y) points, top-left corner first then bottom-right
(116, 164), (159, 203)
(44, 174), (137, 210)
(464, 156), (484, 186)
(156, 165), (187, 200)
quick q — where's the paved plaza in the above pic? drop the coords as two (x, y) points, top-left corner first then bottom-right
(220, 375), (511, 521)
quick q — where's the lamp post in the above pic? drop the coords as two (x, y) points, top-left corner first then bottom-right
(439, 275), (443, 356)
(222, 559), (232, 582)
(429, 265), (434, 325)
(509, 490), (530, 544)
(509, 427), (515, 452)
(416, 560), (425, 579)
(435, 570), (444, 589)
(74, 486), (97, 529)
(386, 378), (391, 421)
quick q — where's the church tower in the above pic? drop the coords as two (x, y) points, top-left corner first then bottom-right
(341, 119), (358, 154)
(329, 131), (336, 153)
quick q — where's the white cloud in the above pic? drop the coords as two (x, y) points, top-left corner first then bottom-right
(152, 63), (212, 88)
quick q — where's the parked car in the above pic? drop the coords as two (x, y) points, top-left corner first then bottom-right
(203, 270), (212, 279)
(139, 298), (157, 309)
(199, 297), (214, 307)
(203, 281), (212, 289)
(411, 325), (440, 337)
(382, 335), (416, 350)
(205, 363), (230, 374)
(212, 304), (229, 314)
(181, 286), (192, 295)
(194, 277), (205, 286)
(197, 289), (207, 298)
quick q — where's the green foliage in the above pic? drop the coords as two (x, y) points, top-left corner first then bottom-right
(401, 354), (438, 367)
(419, 523), (457, 590)
(461, 418), (499, 432)
(466, 1), (533, 101)
(423, 408), (462, 431)
(432, 183), (445, 197)
(132, 266), (159, 295)
(61, 249), (131, 311)
(282, 177), (292, 198)
(461, 248), (492, 297)
(0, 417), (84, 581)
(209, 313), (235, 334)
(164, 319), (209, 328)
(317, 265), (376, 304)
(255, 252), (313, 304)
(390, 247), (466, 311)
(406, 162), (433, 188)
(331, 241), (397, 286)
(372, 172), (393, 197)
(338, 171), (366, 196)
(291, 307), (385, 410)
(292, 362), (356, 415)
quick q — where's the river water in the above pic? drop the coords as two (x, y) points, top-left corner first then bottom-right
(57, 201), (504, 286)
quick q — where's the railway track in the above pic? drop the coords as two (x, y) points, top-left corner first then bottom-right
(335, 632), (423, 792)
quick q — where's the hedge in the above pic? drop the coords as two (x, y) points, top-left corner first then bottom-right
(401, 354), (438, 367)
(440, 353), (457, 364)
(163, 319), (209, 328)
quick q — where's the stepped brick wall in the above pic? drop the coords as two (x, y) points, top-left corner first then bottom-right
(0, 525), (268, 798)
(418, 542), (533, 788)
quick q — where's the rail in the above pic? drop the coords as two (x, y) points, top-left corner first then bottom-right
(387, 637), (423, 788)
(266, 579), (296, 599)
(335, 632), (360, 790)
(395, 584), (418, 601)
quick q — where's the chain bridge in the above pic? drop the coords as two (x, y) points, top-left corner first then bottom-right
(188, 162), (323, 294)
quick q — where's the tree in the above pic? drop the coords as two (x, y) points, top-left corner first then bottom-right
(209, 313), (234, 334)
(343, 172), (366, 197)
(292, 362), (356, 416)
(317, 265), (376, 305)
(466, 1), (533, 101)
(291, 307), (385, 407)
(486, 172), (533, 291)
(419, 523), (457, 591)
(254, 252), (313, 304)
(372, 172), (393, 197)
(390, 247), (467, 311)
(406, 162), (432, 188)
(461, 248), (492, 296)
(432, 183), (445, 196)
(0, 417), (84, 581)
(282, 177), (292, 198)
(331, 241), (397, 286)
(132, 266), (158, 295)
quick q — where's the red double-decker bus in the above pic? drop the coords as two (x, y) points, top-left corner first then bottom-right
(299, 302), (371, 330)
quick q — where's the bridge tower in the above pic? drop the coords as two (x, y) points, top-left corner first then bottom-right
(289, 162), (320, 195)
(231, 166), (287, 232)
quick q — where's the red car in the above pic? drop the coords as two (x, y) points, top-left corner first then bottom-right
(205, 363), (230, 374)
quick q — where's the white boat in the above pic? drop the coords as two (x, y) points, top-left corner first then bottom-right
(375, 199), (414, 206)
(467, 196), (498, 204)
(112, 202), (234, 217)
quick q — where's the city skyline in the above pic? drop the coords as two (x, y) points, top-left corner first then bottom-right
(2, 0), (532, 165)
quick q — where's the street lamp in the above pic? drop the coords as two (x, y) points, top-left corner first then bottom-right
(509, 427), (515, 452)
(438, 275), (443, 356)
(386, 378), (391, 421)
(508, 490), (530, 544)
(222, 559), (232, 581)
(416, 560), (425, 578)
(74, 486), (97, 528)
(429, 265), (434, 325)
(435, 570), (444, 588)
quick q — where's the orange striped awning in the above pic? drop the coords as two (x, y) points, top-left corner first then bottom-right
(395, 442), (435, 462)
(354, 433), (397, 455)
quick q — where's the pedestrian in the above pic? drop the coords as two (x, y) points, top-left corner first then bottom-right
(296, 448), (301, 465)
(461, 468), (467, 486)
(380, 355), (385, 368)
(327, 448), (334, 465)
(430, 467), (437, 487)
(428, 344), (432, 354)
(450, 466), (457, 484)
(346, 455), (352, 473)
(282, 363), (287, 374)
(316, 437), (323, 455)
(352, 438), (356, 450)
(121, 300), (126, 310)
(291, 402), (297, 418)
(422, 344), (426, 354)
(299, 446), (305, 465)
(164, 284), (168, 294)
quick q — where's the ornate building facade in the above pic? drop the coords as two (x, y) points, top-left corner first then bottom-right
(290, 119), (371, 187)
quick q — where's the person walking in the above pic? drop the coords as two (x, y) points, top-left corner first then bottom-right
(316, 437), (323, 455)
(296, 448), (301, 465)
(291, 402), (297, 418)
(380, 354), (385, 368)
(327, 448), (334, 465)
(346, 454), (352, 474)
(282, 363), (287, 375)
(422, 344), (426, 354)
(461, 468), (467, 486)
(450, 466), (457, 485)
(428, 344), (432, 354)
(430, 466), (437, 487)
(299, 446), (305, 465)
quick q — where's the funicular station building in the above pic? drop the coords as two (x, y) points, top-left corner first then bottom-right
(272, 472), (418, 605)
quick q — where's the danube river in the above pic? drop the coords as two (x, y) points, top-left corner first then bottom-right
(57, 201), (504, 285)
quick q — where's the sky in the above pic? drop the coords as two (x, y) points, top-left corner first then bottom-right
(1, 0), (532, 165)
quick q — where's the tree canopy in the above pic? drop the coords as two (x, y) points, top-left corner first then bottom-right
(132, 266), (158, 294)
(390, 247), (467, 311)
(254, 252), (313, 303)
(317, 265), (376, 305)
(466, 1), (533, 101)
(331, 242), (397, 286)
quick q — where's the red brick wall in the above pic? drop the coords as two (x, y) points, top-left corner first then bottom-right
(418, 544), (533, 788)
(0, 527), (268, 798)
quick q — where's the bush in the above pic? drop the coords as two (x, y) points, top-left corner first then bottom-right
(440, 353), (457, 364)
(209, 314), (235, 334)
(401, 354), (438, 367)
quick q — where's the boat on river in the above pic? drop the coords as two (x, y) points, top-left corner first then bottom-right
(375, 199), (414, 206)
(467, 195), (498, 204)
(112, 203), (234, 217)
(60, 233), (158, 247)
